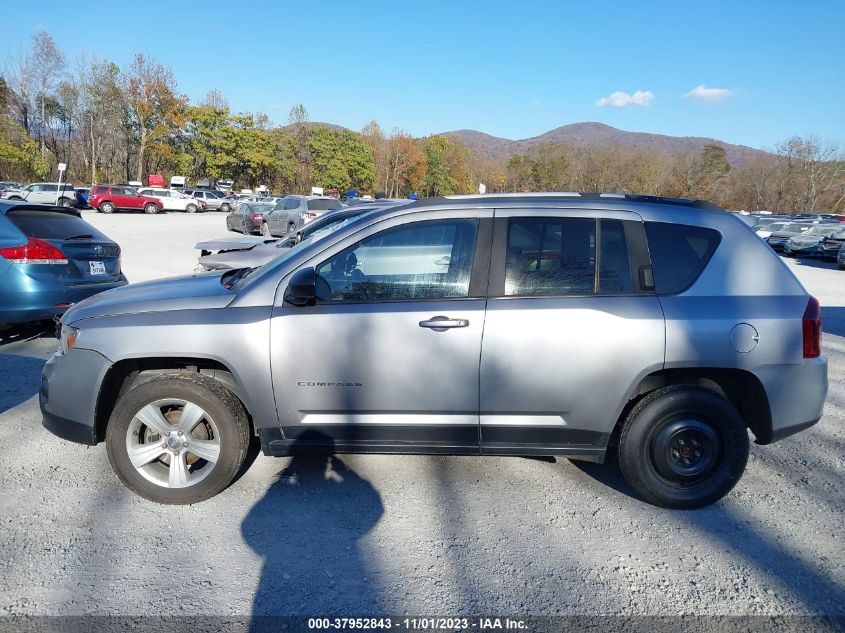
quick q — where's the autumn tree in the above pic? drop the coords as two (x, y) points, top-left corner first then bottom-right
(124, 53), (184, 181)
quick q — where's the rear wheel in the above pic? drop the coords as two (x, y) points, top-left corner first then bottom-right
(617, 385), (749, 509)
(144, 203), (159, 215)
(287, 222), (296, 235)
(99, 202), (115, 214)
(57, 197), (73, 207)
(186, 203), (198, 214)
(105, 373), (250, 504)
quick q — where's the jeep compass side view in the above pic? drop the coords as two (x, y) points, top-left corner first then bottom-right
(40, 193), (828, 508)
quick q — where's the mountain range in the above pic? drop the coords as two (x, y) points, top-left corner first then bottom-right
(440, 122), (770, 165)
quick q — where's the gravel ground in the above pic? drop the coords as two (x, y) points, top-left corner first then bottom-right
(0, 210), (843, 619)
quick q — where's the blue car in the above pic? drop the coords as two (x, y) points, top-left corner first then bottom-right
(0, 201), (128, 325)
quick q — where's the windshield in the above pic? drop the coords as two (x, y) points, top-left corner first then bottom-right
(758, 222), (786, 232)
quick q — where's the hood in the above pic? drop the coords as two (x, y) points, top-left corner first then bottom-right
(788, 235), (823, 245)
(62, 272), (236, 324)
(195, 236), (277, 251)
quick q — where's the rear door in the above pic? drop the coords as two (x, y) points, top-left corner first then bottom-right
(5, 209), (122, 286)
(479, 208), (665, 457)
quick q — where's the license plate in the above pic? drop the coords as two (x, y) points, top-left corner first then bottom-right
(89, 261), (106, 275)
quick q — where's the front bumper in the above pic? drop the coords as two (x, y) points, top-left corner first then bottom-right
(40, 347), (113, 446)
(753, 357), (828, 444)
(784, 243), (823, 257)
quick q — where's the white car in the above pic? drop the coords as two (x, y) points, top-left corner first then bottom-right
(4, 182), (77, 206)
(137, 188), (207, 213)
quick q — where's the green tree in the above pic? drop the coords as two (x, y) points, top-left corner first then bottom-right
(308, 126), (375, 192)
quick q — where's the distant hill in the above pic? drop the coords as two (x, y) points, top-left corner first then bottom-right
(442, 122), (770, 165)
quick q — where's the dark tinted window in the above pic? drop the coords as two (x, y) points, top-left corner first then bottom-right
(307, 199), (342, 211)
(315, 219), (478, 302)
(505, 217), (596, 296)
(599, 220), (633, 293)
(644, 222), (721, 294)
(7, 211), (106, 240)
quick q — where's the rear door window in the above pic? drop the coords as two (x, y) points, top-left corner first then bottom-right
(644, 222), (721, 294)
(7, 210), (106, 240)
(505, 217), (596, 296)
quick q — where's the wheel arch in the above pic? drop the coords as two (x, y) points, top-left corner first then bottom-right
(95, 356), (255, 442)
(614, 368), (772, 446)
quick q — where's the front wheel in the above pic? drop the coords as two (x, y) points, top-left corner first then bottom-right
(105, 373), (250, 504)
(144, 203), (159, 214)
(57, 197), (73, 207)
(617, 385), (749, 509)
(186, 203), (198, 214)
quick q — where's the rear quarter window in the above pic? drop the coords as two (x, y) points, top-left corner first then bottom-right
(644, 222), (721, 294)
(307, 199), (342, 211)
(6, 210), (107, 241)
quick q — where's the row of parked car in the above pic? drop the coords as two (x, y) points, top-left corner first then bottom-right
(747, 214), (845, 269)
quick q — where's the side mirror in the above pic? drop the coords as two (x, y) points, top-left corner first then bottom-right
(284, 267), (317, 306)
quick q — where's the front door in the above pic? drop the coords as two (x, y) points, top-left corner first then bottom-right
(270, 213), (493, 453)
(479, 209), (665, 457)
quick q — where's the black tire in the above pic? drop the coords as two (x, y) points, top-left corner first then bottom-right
(57, 197), (73, 207)
(100, 202), (115, 214)
(838, 262), (845, 270)
(105, 372), (250, 504)
(186, 203), (198, 214)
(617, 385), (749, 509)
(287, 222), (296, 235)
(221, 203), (231, 213)
(144, 203), (159, 215)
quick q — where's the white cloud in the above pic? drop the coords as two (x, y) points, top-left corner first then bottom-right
(596, 90), (655, 108)
(684, 85), (734, 102)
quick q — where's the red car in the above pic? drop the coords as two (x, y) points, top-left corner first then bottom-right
(88, 185), (164, 214)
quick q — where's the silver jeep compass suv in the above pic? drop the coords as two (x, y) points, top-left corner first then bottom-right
(40, 193), (828, 508)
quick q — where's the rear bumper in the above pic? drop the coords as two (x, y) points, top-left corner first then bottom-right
(753, 357), (828, 444)
(40, 348), (113, 446)
(0, 276), (127, 325)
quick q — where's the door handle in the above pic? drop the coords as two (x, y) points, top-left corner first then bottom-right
(419, 316), (469, 330)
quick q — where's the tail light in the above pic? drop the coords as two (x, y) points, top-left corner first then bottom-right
(802, 296), (821, 358)
(303, 212), (318, 219)
(0, 237), (68, 264)
(251, 214), (263, 221)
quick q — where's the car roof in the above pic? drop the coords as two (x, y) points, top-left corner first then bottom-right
(0, 200), (81, 216)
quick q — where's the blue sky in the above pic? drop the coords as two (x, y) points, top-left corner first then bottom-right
(3, 0), (843, 150)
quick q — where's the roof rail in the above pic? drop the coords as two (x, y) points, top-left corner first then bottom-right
(432, 192), (721, 210)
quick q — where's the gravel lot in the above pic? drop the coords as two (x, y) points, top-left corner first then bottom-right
(0, 209), (843, 619)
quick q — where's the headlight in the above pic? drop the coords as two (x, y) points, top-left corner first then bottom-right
(60, 325), (79, 354)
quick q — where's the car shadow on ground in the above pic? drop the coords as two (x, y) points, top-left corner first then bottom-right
(790, 256), (841, 271)
(822, 306), (845, 337)
(574, 452), (845, 613)
(0, 353), (46, 414)
(0, 321), (55, 347)
(242, 432), (384, 625)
